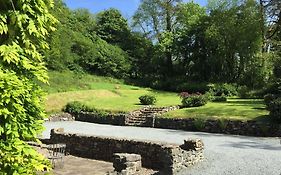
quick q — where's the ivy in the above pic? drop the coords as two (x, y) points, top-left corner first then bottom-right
(0, 0), (56, 174)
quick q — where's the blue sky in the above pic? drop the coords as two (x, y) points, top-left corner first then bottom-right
(64, 0), (208, 19)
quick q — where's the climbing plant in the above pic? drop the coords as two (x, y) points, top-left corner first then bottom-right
(0, 0), (56, 174)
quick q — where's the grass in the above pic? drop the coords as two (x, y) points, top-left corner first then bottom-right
(41, 71), (124, 93)
(45, 89), (180, 114)
(44, 71), (269, 121)
(164, 99), (269, 121)
(44, 71), (180, 113)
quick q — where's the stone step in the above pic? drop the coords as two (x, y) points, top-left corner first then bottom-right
(127, 116), (147, 120)
(126, 121), (146, 126)
(126, 118), (146, 122)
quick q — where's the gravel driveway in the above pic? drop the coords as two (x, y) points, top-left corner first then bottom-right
(43, 121), (281, 175)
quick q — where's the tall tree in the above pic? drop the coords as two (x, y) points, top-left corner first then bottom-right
(0, 0), (56, 174)
(133, 0), (182, 75)
(96, 8), (130, 47)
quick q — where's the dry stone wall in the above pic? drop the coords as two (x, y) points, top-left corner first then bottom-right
(50, 128), (204, 174)
(154, 118), (281, 137)
(46, 113), (74, 122)
(75, 112), (126, 126)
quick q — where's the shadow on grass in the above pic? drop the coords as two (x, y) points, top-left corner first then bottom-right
(252, 115), (270, 122)
(226, 100), (264, 105)
(252, 107), (266, 110)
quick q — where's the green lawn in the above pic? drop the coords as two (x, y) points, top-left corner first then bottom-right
(45, 89), (180, 114)
(44, 71), (269, 121)
(164, 99), (269, 121)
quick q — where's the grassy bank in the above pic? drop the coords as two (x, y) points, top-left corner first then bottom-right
(164, 99), (268, 121)
(44, 71), (268, 121)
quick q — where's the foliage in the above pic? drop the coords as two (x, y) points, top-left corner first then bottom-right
(64, 101), (110, 116)
(175, 0), (263, 83)
(193, 118), (206, 130)
(262, 79), (281, 95)
(239, 53), (274, 88)
(63, 101), (87, 114)
(209, 83), (237, 97)
(0, 0), (56, 174)
(264, 94), (277, 107)
(179, 92), (208, 107)
(267, 97), (281, 122)
(139, 95), (157, 105)
(176, 82), (210, 93)
(237, 86), (251, 98)
(212, 96), (227, 102)
(45, 3), (131, 78)
(96, 8), (130, 47)
(77, 36), (131, 78)
(218, 118), (228, 130)
(63, 101), (109, 117)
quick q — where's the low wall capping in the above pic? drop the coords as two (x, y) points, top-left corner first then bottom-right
(50, 128), (204, 174)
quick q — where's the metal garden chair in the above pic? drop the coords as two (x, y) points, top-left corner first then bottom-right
(47, 143), (66, 168)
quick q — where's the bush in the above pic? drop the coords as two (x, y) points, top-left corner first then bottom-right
(209, 83), (237, 97)
(193, 118), (206, 130)
(237, 85), (250, 98)
(139, 95), (157, 105)
(264, 94), (277, 107)
(262, 79), (281, 96)
(176, 82), (210, 93)
(237, 86), (263, 99)
(179, 92), (208, 107)
(63, 101), (87, 114)
(212, 96), (227, 102)
(267, 97), (281, 122)
(63, 101), (110, 117)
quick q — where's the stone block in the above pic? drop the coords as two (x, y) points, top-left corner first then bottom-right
(113, 153), (142, 173)
(180, 139), (204, 151)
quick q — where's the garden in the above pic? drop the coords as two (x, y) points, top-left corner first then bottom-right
(45, 71), (271, 123)
(1, 0), (280, 174)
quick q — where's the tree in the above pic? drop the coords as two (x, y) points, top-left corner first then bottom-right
(173, 2), (208, 80)
(96, 8), (130, 47)
(0, 0), (56, 174)
(133, 0), (182, 75)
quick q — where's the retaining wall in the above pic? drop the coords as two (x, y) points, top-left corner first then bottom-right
(73, 111), (281, 137)
(75, 112), (126, 126)
(50, 128), (204, 174)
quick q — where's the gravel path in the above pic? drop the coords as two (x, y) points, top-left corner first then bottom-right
(43, 121), (281, 175)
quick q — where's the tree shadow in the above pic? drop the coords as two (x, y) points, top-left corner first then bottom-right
(220, 140), (281, 151)
(226, 100), (264, 104)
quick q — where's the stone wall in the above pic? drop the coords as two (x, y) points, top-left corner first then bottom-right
(154, 118), (281, 137)
(50, 128), (204, 174)
(75, 112), (126, 126)
(46, 113), (75, 122)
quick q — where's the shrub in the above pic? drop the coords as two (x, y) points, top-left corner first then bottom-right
(63, 101), (87, 114)
(264, 94), (277, 107)
(139, 95), (157, 105)
(267, 97), (281, 122)
(179, 92), (208, 107)
(237, 85), (250, 98)
(218, 118), (228, 130)
(63, 101), (110, 117)
(176, 82), (210, 93)
(209, 83), (237, 97)
(204, 91), (215, 101)
(262, 79), (281, 96)
(193, 118), (206, 130)
(212, 96), (227, 102)
(237, 86), (263, 99)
